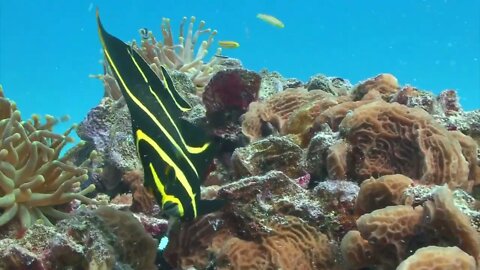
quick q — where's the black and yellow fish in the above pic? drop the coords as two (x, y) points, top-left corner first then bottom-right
(96, 11), (224, 221)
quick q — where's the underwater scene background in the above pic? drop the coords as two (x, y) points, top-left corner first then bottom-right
(0, 0), (480, 269)
(1, 0), (479, 130)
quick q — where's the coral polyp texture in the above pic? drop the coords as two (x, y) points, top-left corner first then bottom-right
(0, 88), (95, 229)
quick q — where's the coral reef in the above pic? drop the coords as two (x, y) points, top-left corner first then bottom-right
(306, 73), (352, 96)
(163, 171), (336, 269)
(341, 185), (480, 269)
(122, 170), (155, 213)
(14, 24), (480, 268)
(258, 70), (303, 99)
(0, 88), (96, 229)
(0, 207), (158, 269)
(215, 215), (334, 270)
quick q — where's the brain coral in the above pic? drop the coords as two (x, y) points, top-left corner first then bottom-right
(0, 88), (95, 229)
(215, 216), (334, 270)
(338, 100), (470, 188)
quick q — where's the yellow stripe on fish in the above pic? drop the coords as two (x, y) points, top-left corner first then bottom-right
(257, 13), (285, 28)
(218, 40), (240, 49)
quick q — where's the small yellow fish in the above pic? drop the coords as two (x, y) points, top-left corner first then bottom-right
(218, 40), (240, 49)
(257, 13), (284, 28)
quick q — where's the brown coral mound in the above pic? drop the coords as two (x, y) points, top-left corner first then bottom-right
(215, 237), (270, 269)
(396, 246), (476, 270)
(231, 136), (305, 179)
(164, 171), (335, 269)
(262, 216), (333, 270)
(241, 88), (335, 141)
(423, 186), (480, 264)
(122, 170), (155, 213)
(355, 174), (414, 215)
(340, 230), (376, 269)
(313, 99), (372, 132)
(357, 205), (425, 266)
(283, 96), (338, 137)
(450, 130), (480, 186)
(341, 185), (480, 269)
(95, 207), (158, 270)
(326, 140), (349, 180)
(351, 73), (399, 101)
(338, 100), (470, 188)
(0, 88), (95, 229)
(213, 216), (334, 270)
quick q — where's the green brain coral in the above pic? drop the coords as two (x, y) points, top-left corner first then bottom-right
(0, 86), (95, 229)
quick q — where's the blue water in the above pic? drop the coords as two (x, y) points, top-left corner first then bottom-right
(1, 0), (479, 146)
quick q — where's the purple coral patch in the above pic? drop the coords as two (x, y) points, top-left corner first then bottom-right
(203, 69), (261, 121)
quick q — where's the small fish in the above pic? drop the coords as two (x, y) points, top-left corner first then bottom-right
(214, 54), (229, 59)
(139, 28), (149, 39)
(257, 13), (285, 28)
(96, 10), (225, 222)
(218, 40), (240, 49)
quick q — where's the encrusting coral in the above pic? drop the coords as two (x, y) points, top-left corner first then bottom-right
(0, 87), (96, 229)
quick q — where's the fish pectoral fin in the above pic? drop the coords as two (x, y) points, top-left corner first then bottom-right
(196, 199), (226, 216)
